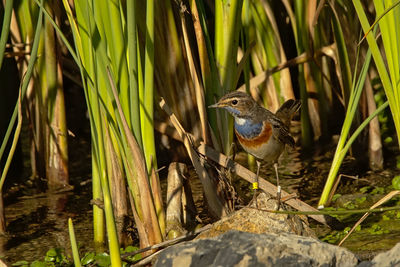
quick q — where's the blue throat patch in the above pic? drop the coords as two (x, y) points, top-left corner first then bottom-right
(234, 119), (263, 139)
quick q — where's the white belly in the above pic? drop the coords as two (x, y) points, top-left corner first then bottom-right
(241, 137), (284, 162)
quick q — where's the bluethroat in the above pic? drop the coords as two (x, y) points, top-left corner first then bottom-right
(209, 91), (301, 207)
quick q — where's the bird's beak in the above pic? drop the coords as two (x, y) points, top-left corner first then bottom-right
(208, 103), (220, 108)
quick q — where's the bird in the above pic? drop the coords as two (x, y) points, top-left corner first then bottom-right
(209, 91), (301, 208)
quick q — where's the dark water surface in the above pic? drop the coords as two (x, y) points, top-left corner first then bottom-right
(2, 188), (94, 263)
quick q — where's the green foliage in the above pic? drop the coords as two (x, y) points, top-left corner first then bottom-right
(354, 0), (400, 149)
(0, 0), (44, 191)
(368, 224), (389, 235)
(359, 186), (385, 195)
(93, 253), (111, 267)
(382, 210), (400, 221)
(12, 246), (142, 267)
(11, 261), (29, 267)
(343, 201), (356, 210)
(321, 226), (361, 244)
(320, 207), (346, 221)
(80, 252), (95, 265)
(29, 261), (48, 267)
(355, 196), (367, 205)
(321, 220), (391, 244)
(13, 248), (71, 267)
(359, 186), (371, 193)
(120, 246), (141, 262)
(332, 194), (342, 202)
(371, 187), (385, 195)
(392, 175), (400, 190)
(373, 78), (396, 145)
(44, 248), (69, 265)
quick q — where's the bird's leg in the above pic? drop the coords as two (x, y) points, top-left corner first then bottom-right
(251, 160), (261, 208)
(273, 162), (281, 210)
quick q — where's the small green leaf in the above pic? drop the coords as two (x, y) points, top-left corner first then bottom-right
(29, 261), (47, 267)
(94, 253), (111, 267)
(122, 245), (142, 261)
(384, 136), (393, 144)
(124, 246), (139, 253)
(332, 194), (342, 202)
(392, 176), (400, 190)
(81, 252), (95, 265)
(343, 227), (351, 234)
(46, 248), (58, 257)
(12, 261), (29, 267)
(44, 256), (54, 262)
(371, 187), (384, 195)
(359, 186), (371, 193)
(343, 201), (356, 209)
(355, 196), (366, 204)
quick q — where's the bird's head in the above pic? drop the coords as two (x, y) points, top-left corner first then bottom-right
(209, 91), (255, 118)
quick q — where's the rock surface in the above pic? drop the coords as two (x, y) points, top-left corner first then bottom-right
(153, 230), (359, 267)
(198, 192), (316, 239)
(358, 242), (400, 267)
(153, 193), (400, 267)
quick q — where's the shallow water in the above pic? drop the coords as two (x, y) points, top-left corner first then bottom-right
(2, 188), (94, 263)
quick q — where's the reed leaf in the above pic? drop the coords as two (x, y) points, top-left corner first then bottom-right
(329, 3), (352, 106)
(127, 0), (142, 148)
(318, 48), (372, 208)
(60, 0), (165, 254)
(214, 0), (243, 154)
(0, 0), (13, 70)
(0, 0), (43, 169)
(353, 0), (400, 148)
(61, 0), (122, 263)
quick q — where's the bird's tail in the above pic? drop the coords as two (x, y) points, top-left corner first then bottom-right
(275, 99), (301, 126)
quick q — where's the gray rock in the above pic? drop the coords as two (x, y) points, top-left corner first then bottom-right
(358, 242), (400, 267)
(154, 230), (359, 267)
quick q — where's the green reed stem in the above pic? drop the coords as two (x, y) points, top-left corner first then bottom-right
(214, 0), (243, 154)
(0, 0), (43, 169)
(0, 0), (14, 70)
(141, 0), (157, 174)
(68, 218), (82, 267)
(127, 0), (142, 148)
(318, 48), (372, 208)
(354, 0), (400, 149)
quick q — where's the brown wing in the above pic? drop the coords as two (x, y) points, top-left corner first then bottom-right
(250, 105), (295, 147)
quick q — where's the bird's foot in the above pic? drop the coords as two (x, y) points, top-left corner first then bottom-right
(274, 186), (282, 211)
(248, 189), (259, 209)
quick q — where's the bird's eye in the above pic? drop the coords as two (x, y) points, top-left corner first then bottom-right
(231, 99), (238, 105)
